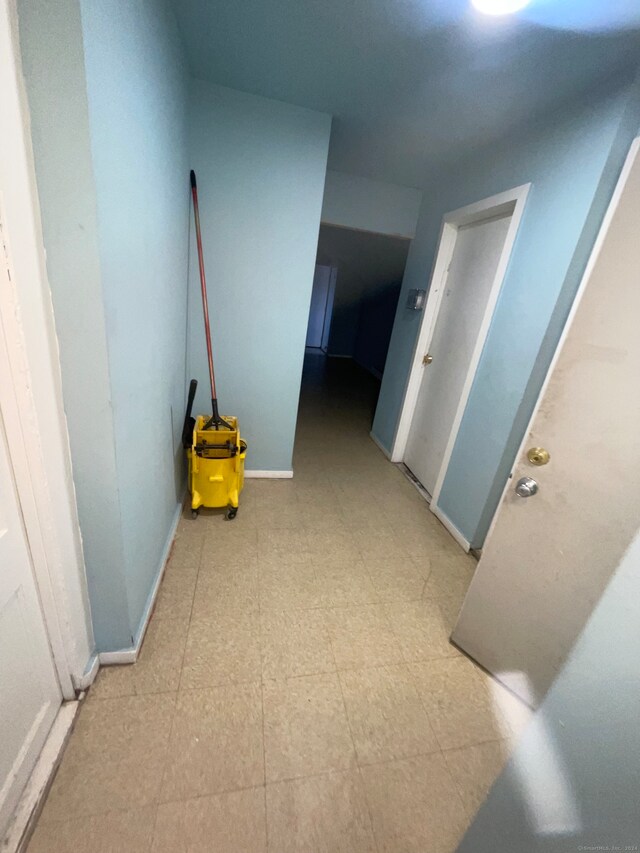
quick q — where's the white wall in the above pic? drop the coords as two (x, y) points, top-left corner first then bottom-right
(322, 170), (422, 238)
(188, 80), (331, 472)
(456, 530), (640, 851)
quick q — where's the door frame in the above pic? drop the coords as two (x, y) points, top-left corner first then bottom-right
(1, 0), (93, 698)
(390, 183), (530, 548)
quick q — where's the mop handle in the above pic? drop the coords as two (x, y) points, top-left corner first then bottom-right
(190, 170), (217, 402)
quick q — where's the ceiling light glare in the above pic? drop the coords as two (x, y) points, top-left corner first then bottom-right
(471, 0), (531, 16)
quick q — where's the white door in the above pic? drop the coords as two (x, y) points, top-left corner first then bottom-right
(0, 365), (62, 838)
(404, 212), (512, 495)
(452, 139), (640, 707)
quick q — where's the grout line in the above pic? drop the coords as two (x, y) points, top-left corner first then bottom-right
(327, 629), (380, 852)
(259, 678), (268, 851)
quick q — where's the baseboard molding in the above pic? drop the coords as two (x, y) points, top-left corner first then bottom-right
(10, 701), (79, 853)
(369, 431), (392, 460)
(98, 648), (138, 666)
(431, 504), (471, 552)
(326, 353), (352, 359)
(98, 501), (182, 667)
(72, 653), (99, 691)
(245, 470), (293, 479)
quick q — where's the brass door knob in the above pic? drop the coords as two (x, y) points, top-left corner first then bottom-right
(422, 353), (433, 365)
(527, 447), (550, 466)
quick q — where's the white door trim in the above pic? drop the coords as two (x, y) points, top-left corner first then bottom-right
(390, 183), (530, 539)
(0, 0), (93, 696)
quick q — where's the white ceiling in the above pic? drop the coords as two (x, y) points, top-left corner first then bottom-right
(175, 0), (640, 188)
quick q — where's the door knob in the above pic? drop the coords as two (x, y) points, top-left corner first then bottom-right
(422, 353), (433, 365)
(515, 476), (538, 498)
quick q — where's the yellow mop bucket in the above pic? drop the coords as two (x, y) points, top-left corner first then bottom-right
(182, 170), (248, 520)
(187, 414), (247, 519)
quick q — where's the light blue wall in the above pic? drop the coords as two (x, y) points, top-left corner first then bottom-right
(18, 0), (131, 649)
(19, 0), (190, 650)
(188, 80), (331, 472)
(456, 530), (640, 851)
(80, 0), (190, 638)
(373, 75), (640, 547)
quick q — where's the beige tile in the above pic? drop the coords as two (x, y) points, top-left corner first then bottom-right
(71, 692), (176, 762)
(260, 609), (335, 679)
(181, 612), (261, 689)
(324, 605), (403, 670)
(91, 618), (187, 699)
(259, 562), (322, 612)
(410, 657), (506, 750)
(423, 552), (476, 602)
(366, 558), (429, 602)
(191, 566), (259, 619)
(39, 694), (175, 821)
(89, 662), (136, 700)
(152, 788), (266, 853)
(361, 753), (469, 853)
(167, 529), (205, 573)
(385, 600), (459, 662)
(255, 500), (306, 529)
(160, 682), (264, 800)
(436, 595), (464, 633)
(298, 503), (346, 532)
(350, 526), (411, 561)
(198, 551), (258, 580)
(153, 579), (196, 622)
(313, 559), (379, 607)
(443, 740), (510, 819)
(40, 748), (167, 821)
(305, 530), (361, 563)
(154, 550), (199, 621)
(266, 770), (376, 853)
(263, 673), (356, 782)
(339, 665), (439, 765)
(28, 806), (156, 853)
(202, 527), (259, 565)
(257, 529), (311, 563)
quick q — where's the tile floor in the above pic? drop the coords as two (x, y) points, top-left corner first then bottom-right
(28, 354), (531, 852)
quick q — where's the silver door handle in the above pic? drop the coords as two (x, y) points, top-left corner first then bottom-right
(515, 477), (538, 498)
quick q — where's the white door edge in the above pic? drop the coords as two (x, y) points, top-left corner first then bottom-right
(3, 701), (79, 853)
(390, 183), (530, 518)
(481, 138), (640, 552)
(1, 0), (93, 696)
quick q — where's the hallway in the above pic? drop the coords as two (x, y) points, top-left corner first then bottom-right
(28, 354), (531, 852)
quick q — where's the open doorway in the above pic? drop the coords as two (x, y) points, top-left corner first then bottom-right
(300, 224), (411, 440)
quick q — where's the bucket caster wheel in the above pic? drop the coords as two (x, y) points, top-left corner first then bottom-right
(227, 507), (238, 520)
(191, 508), (199, 520)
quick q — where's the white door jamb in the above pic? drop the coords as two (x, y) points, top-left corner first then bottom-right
(390, 184), (530, 542)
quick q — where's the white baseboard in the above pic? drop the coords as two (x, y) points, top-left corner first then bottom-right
(245, 470), (293, 479)
(10, 701), (79, 853)
(369, 431), (392, 460)
(98, 647), (138, 666)
(431, 504), (471, 552)
(98, 501), (182, 667)
(72, 653), (99, 691)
